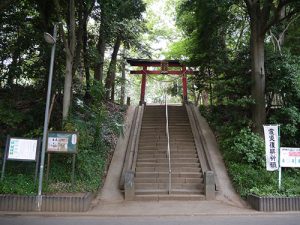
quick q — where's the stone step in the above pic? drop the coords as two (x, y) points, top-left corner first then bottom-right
(143, 117), (189, 120)
(138, 151), (197, 156)
(140, 127), (192, 131)
(135, 183), (204, 190)
(140, 138), (197, 142)
(139, 134), (193, 138)
(138, 149), (196, 153)
(135, 177), (203, 184)
(138, 153), (198, 158)
(136, 167), (201, 173)
(138, 147), (197, 152)
(138, 146), (196, 150)
(135, 189), (203, 195)
(139, 142), (195, 146)
(139, 135), (195, 139)
(139, 140), (195, 145)
(140, 134), (194, 138)
(137, 158), (199, 164)
(136, 163), (200, 169)
(135, 171), (202, 179)
(134, 194), (205, 201)
(139, 139), (194, 143)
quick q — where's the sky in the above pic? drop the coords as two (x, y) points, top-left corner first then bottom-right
(127, 0), (183, 104)
(143, 0), (181, 59)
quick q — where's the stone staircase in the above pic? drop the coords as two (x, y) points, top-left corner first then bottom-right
(135, 105), (205, 200)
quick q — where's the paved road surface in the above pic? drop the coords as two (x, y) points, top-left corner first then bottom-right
(1, 214), (300, 225)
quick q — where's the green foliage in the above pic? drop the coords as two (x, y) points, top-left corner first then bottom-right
(265, 49), (300, 107)
(45, 85), (126, 193)
(175, 0), (231, 67)
(228, 163), (278, 197)
(221, 128), (265, 168)
(201, 104), (300, 198)
(0, 81), (126, 194)
(0, 174), (37, 195)
(269, 106), (300, 146)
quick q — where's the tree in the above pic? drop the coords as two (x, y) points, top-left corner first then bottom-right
(174, 0), (300, 135)
(59, 0), (76, 119)
(103, 0), (146, 101)
(0, 0), (17, 11)
(173, 0), (232, 105)
(244, 0), (300, 135)
(93, 0), (110, 82)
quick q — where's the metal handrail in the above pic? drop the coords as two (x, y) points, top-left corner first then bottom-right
(165, 96), (171, 194)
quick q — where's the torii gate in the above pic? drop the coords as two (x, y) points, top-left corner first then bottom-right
(127, 59), (194, 105)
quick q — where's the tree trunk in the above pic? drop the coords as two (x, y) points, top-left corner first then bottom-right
(72, 0), (84, 77)
(120, 54), (126, 105)
(105, 36), (121, 101)
(81, 1), (94, 101)
(63, 53), (73, 119)
(62, 0), (76, 120)
(83, 11), (91, 99)
(250, 12), (266, 136)
(94, 3), (106, 83)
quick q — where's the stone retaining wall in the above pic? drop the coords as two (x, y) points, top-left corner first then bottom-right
(0, 193), (93, 212)
(248, 194), (300, 211)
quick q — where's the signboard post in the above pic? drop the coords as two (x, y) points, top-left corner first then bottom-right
(263, 125), (281, 189)
(46, 131), (78, 187)
(1, 136), (41, 182)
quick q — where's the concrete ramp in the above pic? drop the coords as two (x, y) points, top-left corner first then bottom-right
(186, 104), (246, 207)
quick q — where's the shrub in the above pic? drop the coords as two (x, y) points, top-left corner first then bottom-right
(220, 128), (265, 168)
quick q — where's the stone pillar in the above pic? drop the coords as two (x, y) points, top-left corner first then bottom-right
(204, 171), (215, 200)
(124, 170), (135, 200)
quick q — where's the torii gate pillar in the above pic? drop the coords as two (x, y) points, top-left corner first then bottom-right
(140, 66), (147, 105)
(182, 66), (188, 102)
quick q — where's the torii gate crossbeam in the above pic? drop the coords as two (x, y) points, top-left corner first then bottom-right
(127, 59), (194, 105)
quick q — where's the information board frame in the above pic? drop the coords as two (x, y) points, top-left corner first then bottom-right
(47, 131), (78, 154)
(46, 131), (78, 187)
(280, 147), (300, 168)
(1, 136), (41, 182)
(6, 137), (39, 161)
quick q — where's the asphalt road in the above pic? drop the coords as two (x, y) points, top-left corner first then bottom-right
(0, 214), (300, 225)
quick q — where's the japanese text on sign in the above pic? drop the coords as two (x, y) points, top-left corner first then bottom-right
(263, 125), (279, 171)
(8, 138), (38, 161)
(47, 132), (78, 153)
(280, 147), (300, 168)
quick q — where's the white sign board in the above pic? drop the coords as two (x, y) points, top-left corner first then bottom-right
(280, 147), (300, 168)
(263, 125), (279, 171)
(8, 138), (38, 161)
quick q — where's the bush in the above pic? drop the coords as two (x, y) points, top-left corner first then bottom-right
(45, 101), (126, 193)
(269, 106), (300, 147)
(220, 128), (265, 168)
(228, 163), (277, 197)
(201, 104), (300, 198)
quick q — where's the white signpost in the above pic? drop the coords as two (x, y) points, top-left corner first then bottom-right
(264, 125), (300, 190)
(263, 125), (280, 171)
(263, 125), (281, 189)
